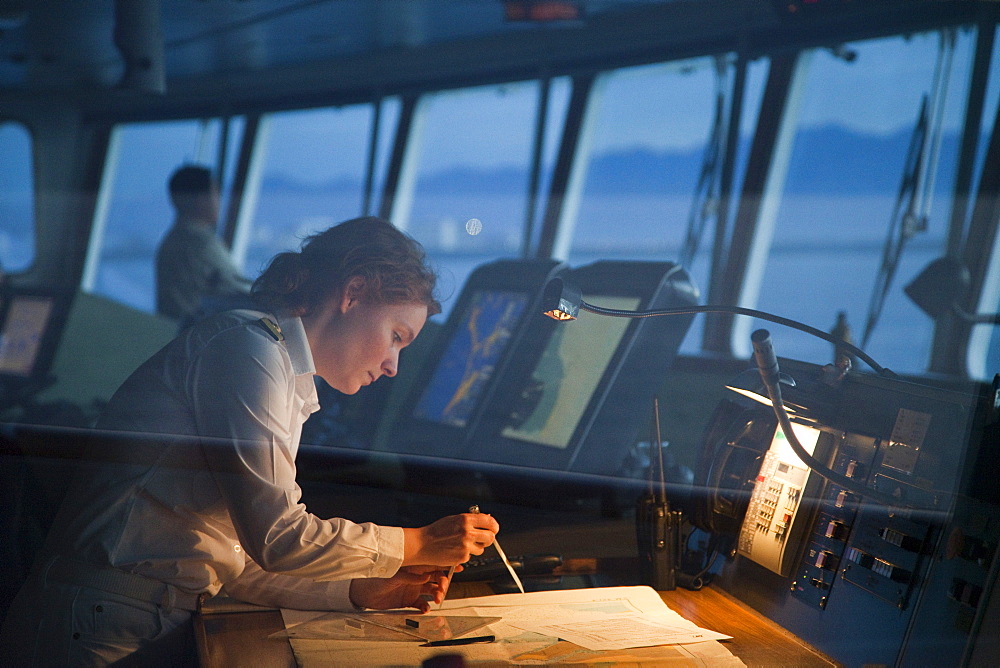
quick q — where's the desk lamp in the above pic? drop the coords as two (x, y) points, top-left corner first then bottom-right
(540, 274), (908, 570)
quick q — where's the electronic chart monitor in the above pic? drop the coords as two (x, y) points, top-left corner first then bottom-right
(388, 258), (565, 460)
(464, 260), (699, 477)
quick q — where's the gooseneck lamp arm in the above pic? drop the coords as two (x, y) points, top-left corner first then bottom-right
(541, 276), (892, 377)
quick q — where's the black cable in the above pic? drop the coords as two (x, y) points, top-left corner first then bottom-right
(750, 329), (906, 508)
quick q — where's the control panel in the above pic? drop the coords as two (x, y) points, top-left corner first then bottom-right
(710, 364), (994, 667)
(738, 422), (822, 576)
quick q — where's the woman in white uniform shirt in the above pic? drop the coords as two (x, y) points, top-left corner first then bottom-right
(0, 217), (500, 666)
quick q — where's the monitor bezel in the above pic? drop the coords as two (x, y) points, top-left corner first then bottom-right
(462, 260), (698, 476)
(387, 258), (565, 460)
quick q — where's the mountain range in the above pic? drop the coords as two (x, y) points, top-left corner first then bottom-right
(260, 124), (965, 197)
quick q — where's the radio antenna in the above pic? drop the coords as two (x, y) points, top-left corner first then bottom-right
(654, 397), (666, 506)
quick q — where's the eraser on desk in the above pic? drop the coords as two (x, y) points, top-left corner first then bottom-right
(405, 618), (421, 628)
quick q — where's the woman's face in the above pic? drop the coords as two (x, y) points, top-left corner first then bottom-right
(302, 282), (428, 394)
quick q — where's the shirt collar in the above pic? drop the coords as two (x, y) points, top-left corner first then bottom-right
(274, 314), (315, 377)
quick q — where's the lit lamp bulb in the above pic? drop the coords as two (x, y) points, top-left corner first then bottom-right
(725, 385), (790, 410)
(541, 276), (581, 320)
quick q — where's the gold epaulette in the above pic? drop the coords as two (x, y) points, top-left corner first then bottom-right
(256, 317), (284, 342)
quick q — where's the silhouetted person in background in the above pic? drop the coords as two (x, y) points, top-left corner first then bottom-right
(156, 164), (251, 322)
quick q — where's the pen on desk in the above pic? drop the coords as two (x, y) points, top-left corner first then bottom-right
(420, 634), (495, 647)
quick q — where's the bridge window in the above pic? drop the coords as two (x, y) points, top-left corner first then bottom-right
(391, 79), (570, 313)
(559, 56), (768, 354)
(84, 118), (244, 313)
(0, 121), (35, 274)
(237, 101), (399, 278)
(745, 30), (976, 376)
(968, 27), (1000, 380)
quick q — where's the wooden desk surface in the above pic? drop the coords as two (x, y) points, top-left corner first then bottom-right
(194, 573), (838, 667)
(658, 585), (837, 667)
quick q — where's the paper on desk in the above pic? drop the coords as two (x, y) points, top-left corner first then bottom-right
(281, 586), (742, 667)
(449, 585), (730, 651)
(276, 611), (500, 642)
(484, 608), (728, 650)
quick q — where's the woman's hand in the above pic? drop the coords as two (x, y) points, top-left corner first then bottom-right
(401, 512), (500, 567)
(348, 566), (457, 612)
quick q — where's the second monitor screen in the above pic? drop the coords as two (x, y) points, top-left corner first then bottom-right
(501, 294), (640, 449)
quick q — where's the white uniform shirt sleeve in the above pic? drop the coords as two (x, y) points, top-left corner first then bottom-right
(222, 557), (360, 611)
(188, 320), (404, 581)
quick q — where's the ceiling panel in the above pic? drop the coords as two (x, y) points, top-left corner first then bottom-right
(0, 0), (681, 92)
